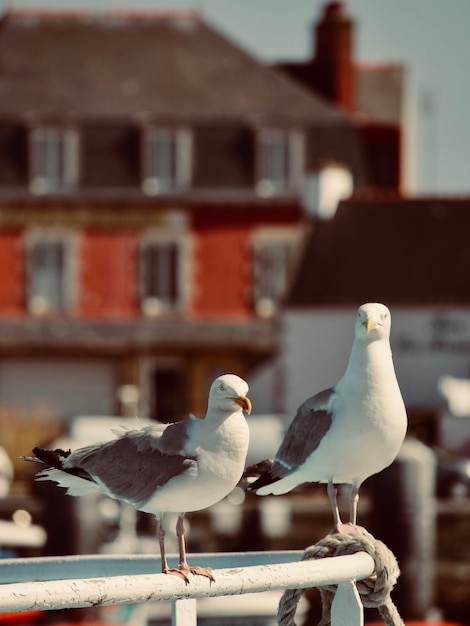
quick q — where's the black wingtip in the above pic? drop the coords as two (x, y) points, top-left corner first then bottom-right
(248, 473), (280, 492)
(31, 447), (95, 484)
(243, 458), (271, 476)
(243, 458), (281, 492)
(32, 447), (67, 470)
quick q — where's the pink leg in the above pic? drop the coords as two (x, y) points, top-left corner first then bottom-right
(176, 513), (214, 583)
(349, 485), (359, 525)
(328, 482), (366, 535)
(157, 515), (190, 584)
(327, 481), (343, 531)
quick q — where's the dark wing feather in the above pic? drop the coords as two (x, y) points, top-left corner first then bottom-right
(68, 424), (195, 506)
(153, 420), (192, 455)
(251, 388), (334, 489)
(109, 421), (191, 455)
(32, 447), (95, 483)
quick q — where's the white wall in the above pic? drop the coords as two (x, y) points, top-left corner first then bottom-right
(247, 356), (287, 416)
(282, 308), (357, 414)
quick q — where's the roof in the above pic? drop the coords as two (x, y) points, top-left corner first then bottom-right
(288, 197), (470, 306)
(0, 8), (347, 124)
(276, 61), (405, 126)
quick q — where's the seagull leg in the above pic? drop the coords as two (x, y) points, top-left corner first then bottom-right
(327, 481), (367, 535)
(345, 484), (367, 534)
(349, 485), (359, 525)
(156, 514), (190, 584)
(326, 483), (367, 535)
(327, 480), (344, 533)
(156, 516), (168, 571)
(175, 513), (215, 582)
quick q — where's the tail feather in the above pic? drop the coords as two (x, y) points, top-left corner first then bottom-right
(36, 467), (100, 496)
(248, 469), (282, 492)
(32, 447), (70, 467)
(254, 473), (300, 496)
(29, 447), (96, 485)
(244, 458), (303, 495)
(243, 458), (273, 480)
(244, 458), (285, 493)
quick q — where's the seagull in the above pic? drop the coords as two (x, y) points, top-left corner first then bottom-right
(23, 374), (251, 583)
(249, 303), (407, 533)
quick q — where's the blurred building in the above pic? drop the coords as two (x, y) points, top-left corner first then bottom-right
(276, 1), (408, 195)
(282, 198), (470, 433)
(0, 3), (404, 428)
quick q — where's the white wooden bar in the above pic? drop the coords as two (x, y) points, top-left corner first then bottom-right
(0, 551), (375, 626)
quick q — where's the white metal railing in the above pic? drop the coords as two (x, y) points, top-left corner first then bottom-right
(0, 551), (375, 626)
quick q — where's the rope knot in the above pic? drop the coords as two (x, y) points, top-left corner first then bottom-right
(278, 528), (404, 626)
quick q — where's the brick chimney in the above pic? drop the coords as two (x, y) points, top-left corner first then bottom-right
(313, 2), (355, 111)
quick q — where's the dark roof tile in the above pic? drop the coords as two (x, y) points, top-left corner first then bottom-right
(0, 8), (347, 124)
(288, 198), (470, 306)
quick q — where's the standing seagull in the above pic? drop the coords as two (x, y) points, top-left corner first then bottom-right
(24, 374), (251, 583)
(250, 303), (407, 533)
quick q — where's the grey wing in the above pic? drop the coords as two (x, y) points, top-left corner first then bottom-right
(67, 423), (195, 506)
(117, 420), (192, 456)
(270, 387), (335, 479)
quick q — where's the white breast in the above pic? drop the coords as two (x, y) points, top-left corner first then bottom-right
(141, 413), (249, 515)
(300, 342), (407, 486)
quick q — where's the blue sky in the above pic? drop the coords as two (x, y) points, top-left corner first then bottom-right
(1, 0), (469, 195)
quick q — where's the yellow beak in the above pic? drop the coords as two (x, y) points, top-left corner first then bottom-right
(234, 396), (252, 414)
(365, 318), (378, 332)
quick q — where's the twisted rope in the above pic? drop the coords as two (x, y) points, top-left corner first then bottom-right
(278, 529), (404, 626)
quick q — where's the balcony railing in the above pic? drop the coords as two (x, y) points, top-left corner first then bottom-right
(0, 551), (375, 625)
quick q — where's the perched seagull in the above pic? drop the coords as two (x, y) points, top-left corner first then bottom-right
(23, 374), (251, 583)
(249, 303), (407, 533)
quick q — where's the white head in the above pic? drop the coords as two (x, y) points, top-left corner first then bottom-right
(355, 302), (392, 342)
(208, 374), (252, 415)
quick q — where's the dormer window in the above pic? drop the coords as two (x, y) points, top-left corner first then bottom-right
(30, 127), (78, 194)
(256, 129), (304, 197)
(142, 128), (191, 195)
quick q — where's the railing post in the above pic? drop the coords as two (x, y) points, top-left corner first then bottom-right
(331, 581), (363, 626)
(172, 598), (197, 626)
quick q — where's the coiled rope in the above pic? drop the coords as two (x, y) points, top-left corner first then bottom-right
(278, 528), (404, 626)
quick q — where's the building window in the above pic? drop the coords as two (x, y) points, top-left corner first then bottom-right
(140, 239), (182, 315)
(253, 232), (300, 317)
(30, 127), (78, 194)
(142, 128), (191, 195)
(256, 129), (304, 197)
(26, 235), (74, 315)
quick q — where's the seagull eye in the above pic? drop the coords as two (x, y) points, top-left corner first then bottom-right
(381, 313), (388, 321)
(219, 383), (226, 391)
